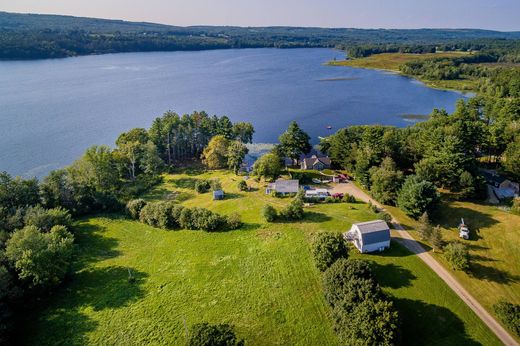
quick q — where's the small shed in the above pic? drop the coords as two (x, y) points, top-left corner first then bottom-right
(344, 220), (390, 253)
(213, 190), (225, 200)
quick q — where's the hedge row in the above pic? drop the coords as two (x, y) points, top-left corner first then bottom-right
(126, 199), (241, 232)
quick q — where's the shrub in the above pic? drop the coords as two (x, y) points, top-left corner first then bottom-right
(5, 225), (74, 288)
(323, 258), (376, 307)
(280, 197), (304, 220)
(429, 225), (444, 251)
(367, 200), (379, 213)
(181, 207), (225, 231)
(179, 207), (195, 229)
(23, 205), (72, 232)
(312, 233), (349, 271)
(417, 212), (432, 241)
(263, 205), (278, 222)
(226, 213), (242, 230)
(139, 201), (179, 229)
(237, 180), (248, 192)
(188, 322), (243, 346)
(342, 194), (356, 203)
(377, 211), (392, 224)
(444, 242), (470, 270)
(494, 300), (520, 336)
(195, 180), (211, 193)
(126, 199), (147, 219)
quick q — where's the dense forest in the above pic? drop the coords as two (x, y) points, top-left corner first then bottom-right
(2, 11), (520, 60)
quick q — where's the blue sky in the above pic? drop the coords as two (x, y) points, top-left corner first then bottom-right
(2, 0), (519, 31)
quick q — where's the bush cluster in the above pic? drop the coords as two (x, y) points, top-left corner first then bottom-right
(23, 205), (72, 232)
(134, 200), (240, 232)
(493, 300), (520, 336)
(323, 259), (400, 345)
(195, 180), (211, 193)
(444, 242), (470, 271)
(126, 198), (147, 219)
(237, 180), (248, 191)
(263, 194), (305, 222)
(188, 322), (243, 346)
(312, 232), (349, 271)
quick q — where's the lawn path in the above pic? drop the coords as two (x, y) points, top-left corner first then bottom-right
(332, 182), (519, 346)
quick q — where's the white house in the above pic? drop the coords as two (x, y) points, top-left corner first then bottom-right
(343, 220), (391, 253)
(266, 179), (300, 195)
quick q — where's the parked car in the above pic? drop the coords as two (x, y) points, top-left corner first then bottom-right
(458, 218), (470, 240)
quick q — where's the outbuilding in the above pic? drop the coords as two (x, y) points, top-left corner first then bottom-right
(213, 190), (225, 200)
(266, 179), (300, 195)
(344, 220), (391, 253)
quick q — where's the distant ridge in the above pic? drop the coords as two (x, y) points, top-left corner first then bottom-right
(2, 11), (520, 35)
(1, 11), (520, 60)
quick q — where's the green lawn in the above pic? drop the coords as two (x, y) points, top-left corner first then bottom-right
(22, 171), (501, 345)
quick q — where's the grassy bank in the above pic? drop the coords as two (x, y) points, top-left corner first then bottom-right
(22, 171), (500, 345)
(329, 52), (479, 91)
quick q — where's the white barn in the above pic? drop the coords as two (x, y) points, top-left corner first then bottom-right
(344, 220), (391, 253)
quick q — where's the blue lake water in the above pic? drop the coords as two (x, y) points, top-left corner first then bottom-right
(0, 48), (468, 177)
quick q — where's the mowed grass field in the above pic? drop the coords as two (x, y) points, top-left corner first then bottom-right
(388, 200), (520, 313)
(23, 171), (500, 345)
(329, 52), (479, 91)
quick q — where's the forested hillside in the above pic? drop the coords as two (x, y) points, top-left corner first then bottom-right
(2, 11), (520, 60)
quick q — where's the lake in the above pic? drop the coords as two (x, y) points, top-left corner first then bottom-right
(0, 48), (468, 177)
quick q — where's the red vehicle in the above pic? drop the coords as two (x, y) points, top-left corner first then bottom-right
(332, 193), (344, 199)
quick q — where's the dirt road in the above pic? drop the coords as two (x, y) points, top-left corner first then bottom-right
(331, 182), (518, 346)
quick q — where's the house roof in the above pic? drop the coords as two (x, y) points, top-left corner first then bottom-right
(354, 220), (390, 245)
(303, 156), (331, 167)
(274, 179), (299, 193)
(299, 149), (327, 161)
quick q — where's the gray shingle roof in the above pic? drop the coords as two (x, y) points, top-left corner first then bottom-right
(355, 220), (390, 245)
(274, 179), (299, 193)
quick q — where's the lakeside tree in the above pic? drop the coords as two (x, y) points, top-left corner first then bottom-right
(232, 122), (255, 143)
(278, 121), (312, 161)
(227, 141), (249, 174)
(202, 136), (231, 169)
(253, 153), (283, 181)
(5, 225), (74, 289)
(397, 176), (440, 219)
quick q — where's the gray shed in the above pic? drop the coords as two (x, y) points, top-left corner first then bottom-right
(213, 190), (225, 200)
(344, 220), (390, 253)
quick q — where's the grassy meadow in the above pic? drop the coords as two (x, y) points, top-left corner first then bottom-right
(329, 52), (479, 91)
(22, 171), (501, 345)
(388, 200), (520, 311)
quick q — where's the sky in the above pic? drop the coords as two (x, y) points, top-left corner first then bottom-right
(1, 0), (519, 31)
